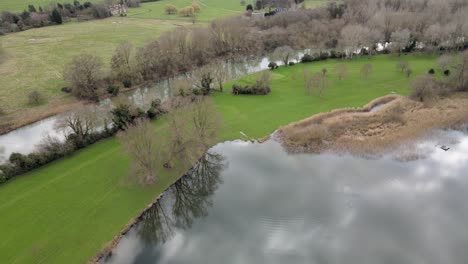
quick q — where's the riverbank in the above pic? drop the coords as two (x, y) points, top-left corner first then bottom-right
(277, 93), (468, 155)
(0, 54), (438, 264)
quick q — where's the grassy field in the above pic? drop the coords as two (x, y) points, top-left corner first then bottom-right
(0, 17), (183, 126)
(127, 0), (329, 21)
(127, 0), (244, 22)
(0, 54), (437, 263)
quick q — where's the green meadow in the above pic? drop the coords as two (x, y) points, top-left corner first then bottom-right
(0, 54), (437, 264)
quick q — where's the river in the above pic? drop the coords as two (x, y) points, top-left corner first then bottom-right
(0, 53), (304, 163)
(103, 129), (468, 264)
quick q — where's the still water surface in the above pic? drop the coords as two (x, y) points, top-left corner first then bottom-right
(105, 131), (468, 264)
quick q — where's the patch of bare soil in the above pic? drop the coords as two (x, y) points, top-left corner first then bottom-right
(276, 93), (468, 155)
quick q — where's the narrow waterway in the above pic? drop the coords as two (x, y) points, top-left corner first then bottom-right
(103, 130), (468, 264)
(0, 53), (304, 163)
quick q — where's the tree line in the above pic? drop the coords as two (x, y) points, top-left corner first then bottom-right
(63, 0), (468, 102)
(0, 0), (143, 35)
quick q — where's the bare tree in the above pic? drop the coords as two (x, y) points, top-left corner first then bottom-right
(212, 62), (229, 92)
(424, 24), (444, 51)
(56, 107), (98, 142)
(56, 106), (111, 141)
(304, 71), (329, 97)
(451, 50), (468, 91)
(28, 91), (44, 105)
(111, 41), (134, 81)
(410, 74), (439, 102)
(272, 46), (295, 66)
(64, 54), (102, 100)
(164, 97), (199, 169)
(405, 68), (413, 78)
(165, 96), (222, 168)
(321, 68), (328, 76)
(118, 120), (159, 185)
(334, 64), (348, 80)
(340, 24), (369, 58)
(303, 69), (313, 95)
(191, 97), (222, 149)
(0, 44), (5, 65)
(396, 61), (409, 73)
(390, 29), (411, 54)
(191, 66), (214, 95)
(437, 54), (453, 72)
(256, 71), (272, 88)
(315, 73), (329, 97)
(360, 63), (372, 79)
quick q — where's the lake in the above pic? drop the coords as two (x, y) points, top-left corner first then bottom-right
(104, 130), (468, 264)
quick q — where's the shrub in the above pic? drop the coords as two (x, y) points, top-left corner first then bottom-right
(147, 99), (164, 119)
(329, 50), (345, 59)
(410, 74), (439, 102)
(122, 79), (132, 88)
(165, 4), (178, 14)
(405, 68), (413, 77)
(64, 54), (102, 100)
(107, 85), (120, 96)
(191, 3), (201, 13)
(428, 68), (435, 75)
(301, 54), (314, 63)
(127, 0), (141, 8)
(179, 6), (194, 17)
(151, 98), (162, 108)
(256, 71), (271, 88)
(28, 90), (43, 105)
(289, 61), (295, 66)
(50, 8), (63, 24)
(0, 127), (118, 185)
(61, 87), (72, 93)
(268, 62), (278, 70)
(111, 103), (135, 130)
(89, 4), (111, 19)
(232, 84), (271, 95)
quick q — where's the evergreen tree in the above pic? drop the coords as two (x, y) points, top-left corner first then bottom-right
(28, 5), (37, 13)
(50, 8), (63, 24)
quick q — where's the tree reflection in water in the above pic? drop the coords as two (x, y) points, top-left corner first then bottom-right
(138, 151), (226, 244)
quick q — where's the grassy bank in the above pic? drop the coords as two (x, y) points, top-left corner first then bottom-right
(0, 54), (437, 263)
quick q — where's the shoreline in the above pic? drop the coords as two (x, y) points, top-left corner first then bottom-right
(276, 93), (468, 156)
(0, 82), (151, 136)
(89, 94), (468, 262)
(88, 193), (163, 264)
